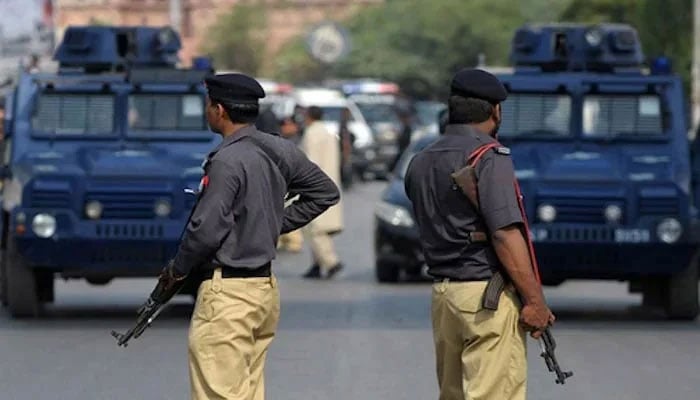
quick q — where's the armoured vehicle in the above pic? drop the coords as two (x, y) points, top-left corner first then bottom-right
(0, 25), (214, 317)
(374, 23), (699, 320)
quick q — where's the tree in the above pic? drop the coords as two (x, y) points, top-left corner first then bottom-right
(331, 0), (528, 98)
(201, 4), (267, 75)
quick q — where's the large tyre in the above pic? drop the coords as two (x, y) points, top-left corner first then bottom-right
(375, 260), (400, 283)
(0, 250), (7, 306)
(4, 238), (40, 318)
(665, 260), (699, 321)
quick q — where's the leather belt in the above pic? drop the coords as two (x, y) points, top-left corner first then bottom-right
(200, 262), (272, 280)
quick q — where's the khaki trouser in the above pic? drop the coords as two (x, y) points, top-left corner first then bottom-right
(302, 227), (339, 270)
(278, 230), (303, 251)
(432, 280), (527, 400)
(188, 268), (280, 400)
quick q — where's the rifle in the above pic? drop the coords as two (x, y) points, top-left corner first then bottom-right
(111, 188), (201, 347)
(451, 143), (573, 385)
(539, 327), (574, 384)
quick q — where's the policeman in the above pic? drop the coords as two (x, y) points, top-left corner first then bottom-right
(157, 73), (340, 400)
(404, 68), (555, 400)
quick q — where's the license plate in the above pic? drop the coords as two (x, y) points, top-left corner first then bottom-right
(614, 229), (651, 243)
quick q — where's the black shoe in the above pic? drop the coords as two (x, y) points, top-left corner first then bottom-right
(302, 264), (321, 279)
(323, 263), (344, 280)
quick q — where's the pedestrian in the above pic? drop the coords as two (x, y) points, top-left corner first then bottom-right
(338, 107), (355, 189)
(156, 73), (340, 400)
(277, 115), (304, 253)
(300, 106), (344, 279)
(404, 68), (555, 400)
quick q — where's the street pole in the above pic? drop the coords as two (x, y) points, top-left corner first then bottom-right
(693, 0), (700, 137)
(169, 0), (182, 34)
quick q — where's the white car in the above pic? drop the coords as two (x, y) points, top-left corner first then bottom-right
(291, 87), (374, 149)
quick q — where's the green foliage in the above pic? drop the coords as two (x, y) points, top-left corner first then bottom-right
(269, 0), (693, 98)
(333, 0), (529, 98)
(201, 4), (267, 75)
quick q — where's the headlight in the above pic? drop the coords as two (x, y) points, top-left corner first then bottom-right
(537, 204), (557, 223)
(85, 201), (103, 220)
(657, 218), (682, 244)
(604, 204), (623, 223)
(32, 213), (56, 238)
(154, 199), (172, 217)
(375, 201), (414, 227)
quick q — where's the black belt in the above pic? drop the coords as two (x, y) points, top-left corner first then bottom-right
(200, 262), (271, 280)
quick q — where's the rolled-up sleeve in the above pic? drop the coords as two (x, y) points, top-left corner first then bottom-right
(281, 146), (340, 234)
(171, 159), (240, 275)
(477, 152), (523, 233)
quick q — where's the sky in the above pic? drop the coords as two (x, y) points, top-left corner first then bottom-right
(0, 0), (43, 40)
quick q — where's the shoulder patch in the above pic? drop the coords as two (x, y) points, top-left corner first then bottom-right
(494, 146), (511, 155)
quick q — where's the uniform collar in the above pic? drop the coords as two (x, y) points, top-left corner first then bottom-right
(443, 124), (495, 144)
(209, 124), (257, 158)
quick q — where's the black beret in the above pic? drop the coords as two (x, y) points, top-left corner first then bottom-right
(450, 68), (508, 103)
(205, 73), (266, 104)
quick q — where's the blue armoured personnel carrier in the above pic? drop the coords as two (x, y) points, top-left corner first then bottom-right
(374, 23), (699, 320)
(0, 25), (215, 317)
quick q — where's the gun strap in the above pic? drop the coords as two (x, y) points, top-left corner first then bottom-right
(464, 142), (542, 311)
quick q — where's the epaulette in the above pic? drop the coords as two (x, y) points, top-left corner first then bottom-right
(494, 146), (511, 155)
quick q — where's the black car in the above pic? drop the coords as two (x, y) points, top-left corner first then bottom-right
(373, 134), (439, 282)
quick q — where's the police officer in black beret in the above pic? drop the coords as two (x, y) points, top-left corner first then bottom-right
(404, 68), (555, 400)
(157, 73), (340, 399)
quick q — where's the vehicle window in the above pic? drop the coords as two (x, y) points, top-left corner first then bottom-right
(499, 94), (571, 138)
(32, 93), (114, 135)
(128, 94), (206, 131)
(320, 106), (355, 122)
(583, 95), (663, 137)
(356, 103), (400, 125)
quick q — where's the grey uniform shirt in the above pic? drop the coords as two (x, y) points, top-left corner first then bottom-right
(404, 124), (523, 280)
(172, 125), (340, 275)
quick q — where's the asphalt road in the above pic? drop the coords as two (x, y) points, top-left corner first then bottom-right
(1, 181), (699, 400)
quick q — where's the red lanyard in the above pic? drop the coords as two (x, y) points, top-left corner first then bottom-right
(467, 142), (542, 283)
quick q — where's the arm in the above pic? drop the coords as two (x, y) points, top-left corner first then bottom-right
(171, 159), (240, 276)
(491, 225), (546, 306)
(477, 152), (553, 333)
(281, 145), (340, 233)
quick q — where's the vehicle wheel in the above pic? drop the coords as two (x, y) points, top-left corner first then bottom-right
(36, 271), (55, 303)
(664, 260), (699, 320)
(0, 250), (7, 306)
(4, 238), (40, 318)
(375, 260), (400, 283)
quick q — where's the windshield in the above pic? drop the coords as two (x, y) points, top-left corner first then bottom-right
(319, 106), (355, 122)
(583, 94), (663, 138)
(128, 94), (206, 131)
(499, 93), (571, 138)
(356, 103), (400, 125)
(32, 93), (114, 135)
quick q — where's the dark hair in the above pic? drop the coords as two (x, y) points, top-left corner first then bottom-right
(307, 106), (324, 121)
(209, 96), (259, 123)
(447, 95), (495, 124)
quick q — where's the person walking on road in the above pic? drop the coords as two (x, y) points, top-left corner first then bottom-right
(156, 73), (340, 400)
(300, 106), (345, 280)
(404, 68), (555, 400)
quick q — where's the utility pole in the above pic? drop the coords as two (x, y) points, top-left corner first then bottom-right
(693, 0), (700, 137)
(169, 0), (182, 34)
